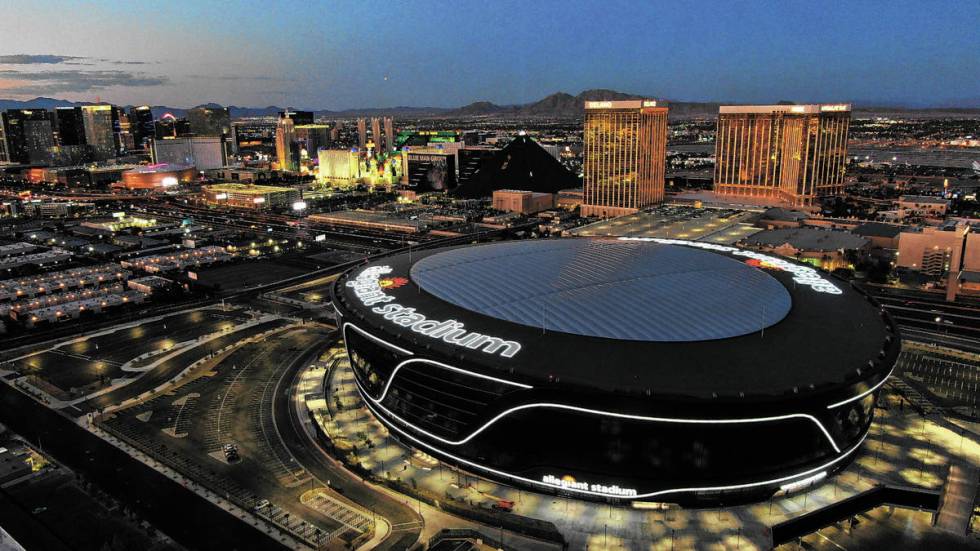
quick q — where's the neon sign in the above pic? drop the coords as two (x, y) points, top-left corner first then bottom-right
(346, 266), (522, 358)
(618, 238), (842, 295)
(542, 475), (638, 498)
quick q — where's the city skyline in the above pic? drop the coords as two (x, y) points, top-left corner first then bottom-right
(1, 0), (978, 110)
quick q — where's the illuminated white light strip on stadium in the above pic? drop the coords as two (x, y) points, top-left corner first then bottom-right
(377, 358), (532, 402)
(342, 322), (414, 356)
(618, 237), (842, 295)
(826, 366), (895, 409)
(344, 322), (843, 453)
(346, 265), (522, 358)
(356, 376), (869, 500)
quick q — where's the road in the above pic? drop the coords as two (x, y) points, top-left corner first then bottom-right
(0, 382), (288, 551)
(75, 317), (292, 414)
(272, 333), (425, 551)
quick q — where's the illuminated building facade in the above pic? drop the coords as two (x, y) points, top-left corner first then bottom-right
(80, 105), (119, 160)
(333, 238), (898, 504)
(231, 120), (276, 156)
(357, 118), (367, 150)
(714, 104), (851, 206)
(151, 137), (227, 170)
(117, 163), (197, 190)
(371, 117), (382, 150)
(318, 149), (361, 182)
(275, 114), (297, 171)
(383, 117), (394, 152)
(1, 109), (55, 164)
(582, 100), (668, 218)
(294, 124), (330, 159)
(127, 106), (155, 150)
(203, 183), (300, 210)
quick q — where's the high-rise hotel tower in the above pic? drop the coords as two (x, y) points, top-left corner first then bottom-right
(581, 100), (668, 218)
(714, 104), (850, 206)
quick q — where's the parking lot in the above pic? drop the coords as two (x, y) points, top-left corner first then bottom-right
(3, 308), (252, 399)
(99, 323), (369, 549)
(897, 348), (980, 417)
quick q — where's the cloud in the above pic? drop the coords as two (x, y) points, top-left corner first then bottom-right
(0, 54), (86, 64)
(189, 74), (295, 82)
(0, 54), (151, 66)
(0, 69), (169, 95)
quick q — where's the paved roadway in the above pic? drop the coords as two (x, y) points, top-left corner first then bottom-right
(0, 382), (288, 551)
(273, 332), (425, 551)
(75, 317), (292, 415)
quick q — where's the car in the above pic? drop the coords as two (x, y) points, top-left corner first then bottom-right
(253, 499), (270, 511)
(223, 443), (240, 462)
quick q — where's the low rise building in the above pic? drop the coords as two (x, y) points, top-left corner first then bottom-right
(740, 227), (869, 271)
(202, 183), (300, 210)
(897, 195), (949, 218)
(491, 190), (555, 214)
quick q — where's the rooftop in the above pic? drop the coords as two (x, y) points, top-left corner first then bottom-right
(204, 183), (295, 194)
(411, 239), (791, 342)
(719, 104), (851, 114)
(743, 227), (869, 251)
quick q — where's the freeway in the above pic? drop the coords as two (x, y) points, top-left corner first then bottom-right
(272, 333), (425, 551)
(863, 286), (980, 345)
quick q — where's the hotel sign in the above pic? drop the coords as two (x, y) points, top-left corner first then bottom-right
(346, 265), (522, 358)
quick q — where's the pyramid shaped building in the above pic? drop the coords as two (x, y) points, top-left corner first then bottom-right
(452, 135), (580, 199)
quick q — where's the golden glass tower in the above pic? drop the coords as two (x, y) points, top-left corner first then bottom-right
(582, 100), (668, 218)
(714, 104), (851, 206)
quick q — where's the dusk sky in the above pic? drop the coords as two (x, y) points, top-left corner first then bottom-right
(1, 0), (978, 109)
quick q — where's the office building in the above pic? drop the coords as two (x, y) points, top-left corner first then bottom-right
(151, 136), (227, 170)
(714, 104), (851, 206)
(1, 109), (55, 164)
(357, 118), (367, 150)
(0, 116), (7, 163)
(187, 106), (231, 137)
(581, 100), (668, 218)
(294, 124), (330, 159)
(154, 114), (191, 140)
(231, 120), (277, 155)
(128, 106), (155, 150)
(275, 114), (297, 171)
(54, 107), (86, 147)
(80, 104), (119, 160)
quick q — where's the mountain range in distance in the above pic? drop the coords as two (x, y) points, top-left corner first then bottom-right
(1, 89), (978, 119)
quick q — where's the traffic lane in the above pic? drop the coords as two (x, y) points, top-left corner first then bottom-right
(876, 295), (980, 316)
(273, 341), (423, 551)
(0, 383), (288, 551)
(77, 318), (293, 414)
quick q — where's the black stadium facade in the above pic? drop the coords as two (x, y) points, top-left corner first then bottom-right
(331, 238), (899, 503)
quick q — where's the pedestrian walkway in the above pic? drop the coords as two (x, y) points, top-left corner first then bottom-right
(936, 463), (979, 535)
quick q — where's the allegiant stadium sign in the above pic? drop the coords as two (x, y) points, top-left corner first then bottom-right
(618, 237), (843, 295)
(346, 265), (523, 358)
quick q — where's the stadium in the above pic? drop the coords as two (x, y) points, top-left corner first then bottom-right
(331, 237), (899, 503)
